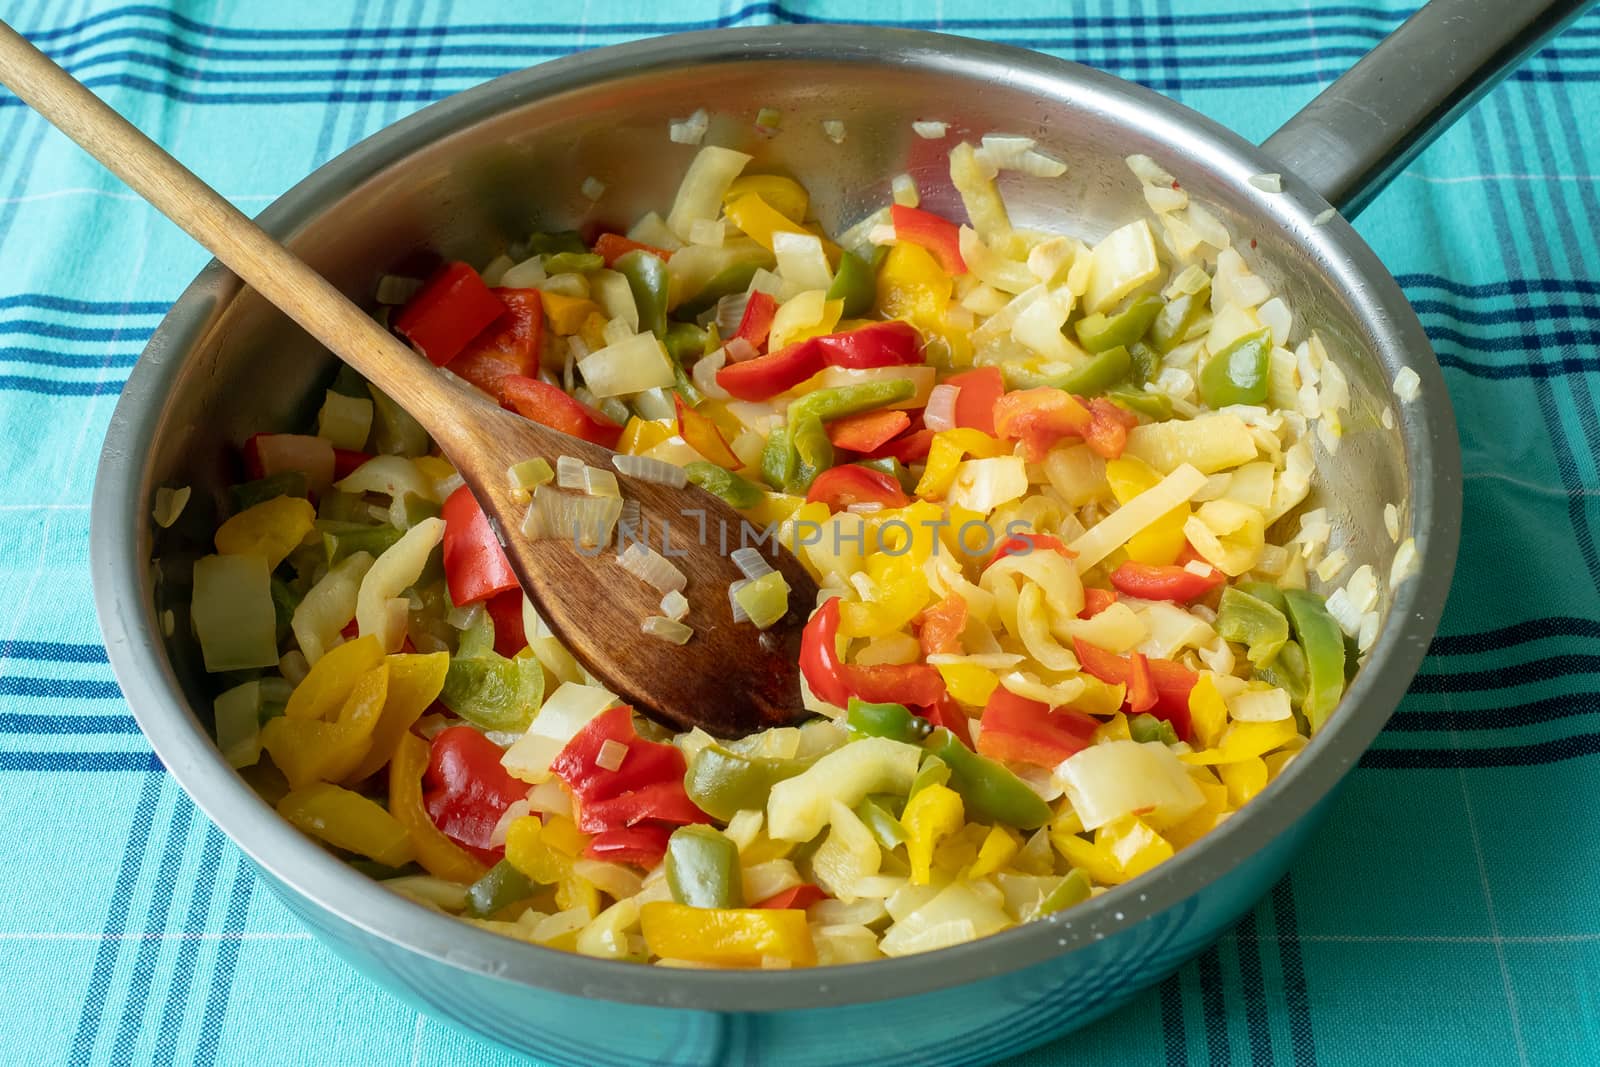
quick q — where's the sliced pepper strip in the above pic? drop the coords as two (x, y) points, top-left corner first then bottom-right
(390, 732), (488, 884)
(891, 204), (967, 275)
(675, 394), (742, 468)
(976, 688), (1098, 768)
(1071, 637), (1197, 741)
(918, 593), (968, 657)
(394, 261), (506, 367)
(733, 290), (778, 350)
(1110, 561), (1225, 603)
(639, 901), (816, 967)
(826, 408), (911, 453)
(498, 374), (623, 448)
(805, 465), (909, 512)
(441, 485), (519, 607)
(450, 288), (544, 394)
(798, 597), (947, 708)
(943, 367), (1004, 435)
(716, 339), (826, 401)
(594, 232), (673, 267)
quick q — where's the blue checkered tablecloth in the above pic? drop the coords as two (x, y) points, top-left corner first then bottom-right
(1, 2), (1597, 1064)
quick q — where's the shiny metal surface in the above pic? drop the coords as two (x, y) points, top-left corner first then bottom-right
(91, 22), (1474, 1064)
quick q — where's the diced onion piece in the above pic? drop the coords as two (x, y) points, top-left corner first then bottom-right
(891, 173), (919, 208)
(578, 332), (675, 398)
(977, 134), (1036, 170)
(375, 274), (423, 305)
(666, 145), (753, 241)
(1313, 207), (1337, 225)
(1315, 549), (1350, 583)
(619, 542), (687, 593)
(500, 256), (547, 289)
(523, 485), (623, 549)
(596, 739), (629, 772)
(725, 337), (758, 363)
(556, 455), (586, 490)
(947, 455), (1029, 515)
(1070, 464), (1207, 573)
(1393, 366), (1421, 403)
(728, 578), (752, 623)
(509, 458), (554, 491)
(923, 383), (961, 433)
(1384, 503), (1401, 543)
(1248, 172), (1283, 193)
(731, 546), (775, 581)
(1390, 537), (1419, 587)
(643, 616), (694, 644)
(357, 517), (446, 651)
(1124, 413), (1258, 475)
(669, 108), (710, 145)
(152, 485), (190, 529)
(613, 453), (689, 488)
(1358, 611), (1380, 653)
(660, 589), (690, 622)
(689, 218), (725, 247)
(1017, 149), (1067, 178)
(773, 232), (833, 295)
(501, 682), (618, 783)
(1229, 686), (1293, 722)
(1344, 565), (1379, 613)
(822, 119), (846, 144)
(488, 799), (531, 849)
(912, 120), (948, 139)
(734, 570), (791, 630)
(1324, 587), (1363, 637)
(1084, 218), (1159, 313)
(583, 467), (620, 498)
(1053, 739), (1205, 831)
(1126, 153), (1175, 186)
(602, 316), (636, 348)
(214, 680), (264, 769)
(755, 106), (782, 132)
(316, 390), (374, 451)
(581, 176), (606, 201)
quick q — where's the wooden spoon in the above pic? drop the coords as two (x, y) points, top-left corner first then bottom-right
(0, 22), (818, 736)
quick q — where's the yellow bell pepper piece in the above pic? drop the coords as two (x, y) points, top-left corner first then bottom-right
(214, 495), (314, 569)
(618, 417), (674, 456)
(1096, 814), (1174, 880)
(935, 661), (999, 707)
(876, 242), (951, 325)
(1220, 756), (1269, 807)
(277, 781), (415, 868)
(1093, 711), (1133, 744)
(1187, 672), (1230, 751)
(1074, 676), (1129, 717)
(344, 652), (449, 783)
(840, 552), (929, 639)
(915, 429), (1009, 499)
(1049, 831), (1125, 886)
(388, 732), (487, 884)
(1105, 456), (1188, 566)
(967, 825), (1021, 880)
(903, 783), (965, 885)
(579, 311), (609, 353)
(1181, 717), (1301, 766)
(411, 455), (454, 484)
(263, 663), (388, 789)
(1164, 777), (1229, 850)
(505, 817), (575, 885)
(724, 174), (809, 223)
(557, 874), (602, 918)
(541, 292), (602, 335)
(539, 814), (590, 858)
(725, 192), (812, 252)
(745, 491), (806, 529)
(284, 634), (384, 721)
(639, 901), (816, 967)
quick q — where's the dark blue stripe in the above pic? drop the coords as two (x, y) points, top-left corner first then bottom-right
(1437, 351), (1600, 381)
(1, 638), (110, 661)
(0, 348), (141, 370)
(0, 750), (161, 771)
(1429, 617), (1600, 656)
(0, 320), (153, 341)
(0, 294), (169, 314)
(67, 771), (162, 1065)
(1408, 654), (1600, 694)
(1159, 971), (1187, 1067)
(152, 824), (226, 1067)
(1398, 274), (1600, 298)
(1412, 299), (1600, 327)
(191, 861), (253, 1067)
(0, 713), (141, 735)
(1234, 911), (1275, 1067)
(111, 799), (195, 1055)
(1390, 691), (1600, 732)
(0, 375), (122, 395)
(0, 677), (123, 699)
(1197, 945), (1231, 1065)
(1270, 878), (1317, 1067)
(1361, 733), (1600, 768)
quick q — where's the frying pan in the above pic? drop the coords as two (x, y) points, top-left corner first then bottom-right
(88, 1), (1589, 1063)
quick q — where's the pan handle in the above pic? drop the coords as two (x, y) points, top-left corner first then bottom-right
(1261, 0), (1596, 218)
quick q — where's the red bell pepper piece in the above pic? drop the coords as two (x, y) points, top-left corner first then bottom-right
(826, 409), (911, 453)
(497, 374), (623, 449)
(593, 233), (673, 267)
(485, 588), (529, 658)
(450, 288), (545, 395)
(1109, 561), (1225, 603)
(332, 447), (371, 480)
(732, 290), (778, 350)
(988, 531), (1075, 569)
(863, 426), (935, 463)
(918, 593), (967, 657)
(675, 394), (741, 468)
(1126, 651), (1158, 714)
(976, 688), (1098, 768)
(805, 465), (910, 512)
(423, 726), (529, 855)
(551, 706), (709, 834)
(755, 884), (828, 910)
(716, 339), (826, 401)
(440, 485), (519, 607)
(993, 387), (1094, 463)
(1083, 397), (1137, 460)
(890, 204), (967, 275)
(1080, 587), (1118, 619)
(1071, 637), (1197, 740)
(394, 261), (507, 367)
(943, 367), (1004, 435)
(584, 825), (674, 867)
(576, 780), (711, 833)
(922, 692), (975, 749)
(798, 597), (946, 709)
(813, 321), (923, 369)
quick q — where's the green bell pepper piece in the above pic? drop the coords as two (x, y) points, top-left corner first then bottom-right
(826, 250), (878, 318)
(1149, 286), (1211, 353)
(328, 363), (369, 399)
(854, 796), (909, 851)
(1073, 294), (1163, 353)
(439, 616), (545, 732)
(847, 698), (933, 744)
(787, 414), (833, 494)
(519, 230), (588, 257)
(1216, 586), (1291, 668)
(759, 424), (794, 491)
(855, 456), (918, 494)
(685, 461), (765, 509)
(677, 262), (763, 319)
(1127, 341), (1160, 387)
(318, 521), (403, 566)
(1238, 580), (1288, 613)
(1257, 639), (1309, 708)
(665, 825), (744, 909)
(1058, 345), (1134, 396)
(927, 728), (1052, 830)
(664, 321), (708, 364)
(542, 251), (604, 276)
(911, 753), (951, 797)
(315, 489), (370, 524)
(1282, 589), (1346, 733)
(1107, 388), (1173, 421)
(269, 577), (299, 645)
(615, 250), (670, 339)
(683, 745), (808, 822)
(467, 859), (536, 918)
(231, 471), (306, 512)
(1198, 328), (1271, 409)
(788, 379), (916, 425)
(1128, 713), (1179, 746)
(368, 384), (431, 457)
(1035, 868), (1092, 917)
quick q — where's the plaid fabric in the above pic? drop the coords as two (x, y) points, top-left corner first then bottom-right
(0, 1), (1596, 1064)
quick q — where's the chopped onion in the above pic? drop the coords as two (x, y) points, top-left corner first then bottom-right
(1125, 153), (1175, 186)
(691, 345), (730, 399)
(822, 119), (846, 144)
(660, 589), (690, 621)
(755, 106), (782, 132)
(278, 650), (309, 687)
(596, 738), (629, 772)
(1390, 536), (1419, 587)
(835, 207), (890, 256)
(619, 542), (687, 592)
(488, 799), (531, 849)
(556, 455), (586, 490)
(923, 383), (961, 432)
(1070, 463), (1207, 572)
(731, 547), (774, 580)
(891, 173), (919, 208)
(912, 120), (948, 139)
(1248, 172), (1283, 193)
(666, 145), (753, 241)
(583, 467), (620, 498)
(728, 578), (751, 623)
(1054, 739), (1205, 831)
(578, 332), (675, 397)
(501, 255), (547, 289)
(1313, 207), (1337, 225)
(734, 570), (791, 630)
(1315, 549), (1349, 583)
(725, 337), (758, 364)
(375, 274), (423, 305)
(581, 176), (606, 200)
(501, 682), (617, 783)
(947, 455), (1028, 515)
(1017, 149), (1067, 178)
(618, 499), (642, 540)
(523, 485), (623, 549)
(689, 218), (725, 247)
(613, 453), (689, 488)
(773, 231), (833, 294)
(214, 680), (264, 769)
(1393, 366), (1421, 403)
(1324, 587), (1363, 637)
(152, 485), (190, 528)
(713, 291), (752, 337)
(643, 616), (694, 644)
(1384, 503), (1401, 543)
(1229, 686), (1292, 722)
(508, 458), (554, 491)
(1358, 611), (1380, 653)
(669, 107), (710, 145)
(446, 601), (484, 631)
(977, 134), (1036, 170)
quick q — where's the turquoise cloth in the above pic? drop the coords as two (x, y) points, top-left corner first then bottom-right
(0, 1), (1596, 1064)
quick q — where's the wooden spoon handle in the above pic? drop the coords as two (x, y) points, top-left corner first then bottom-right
(0, 20), (465, 435)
